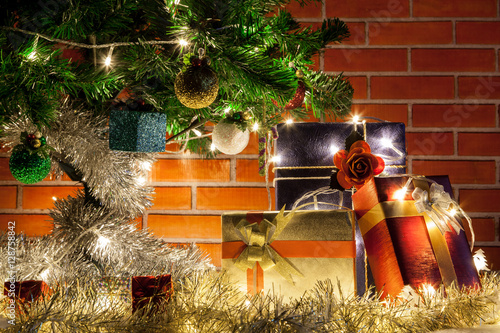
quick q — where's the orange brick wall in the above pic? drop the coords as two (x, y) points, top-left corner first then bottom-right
(1, 0), (500, 270)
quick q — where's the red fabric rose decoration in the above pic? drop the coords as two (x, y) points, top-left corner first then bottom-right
(333, 140), (385, 190)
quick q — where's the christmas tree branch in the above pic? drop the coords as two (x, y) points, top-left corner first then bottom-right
(1, 26), (178, 49)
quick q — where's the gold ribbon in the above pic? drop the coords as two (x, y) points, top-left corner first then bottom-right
(357, 197), (458, 287)
(233, 206), (303, 284)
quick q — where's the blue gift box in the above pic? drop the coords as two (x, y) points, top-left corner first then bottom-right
(274, 122), (407, 210)
(109, 109), (166, 152)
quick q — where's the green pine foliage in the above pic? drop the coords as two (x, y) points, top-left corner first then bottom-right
(0, 0), (353, 149)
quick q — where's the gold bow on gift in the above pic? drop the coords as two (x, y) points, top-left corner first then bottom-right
(233, 207), (303, 284)
(412, 182), (464, 235)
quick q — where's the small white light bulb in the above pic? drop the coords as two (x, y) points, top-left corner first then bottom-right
(285, 119), (294, 124)
(136, 176), (147, 185)
(330, 145), (339, 155)
(224, 107), (231, 114)
(381, 138), (393, 148)
(449, 208), (457, 216)
(393, 187), (407, 201)
(192, 129), (202, 137)
(179, 39), (188, 47)
(52, 196), (57, 201)
(96, 236), (110, 250)
(352, 115), (360, 123)
(252, 122), (259, 131)
(104, 56), (112, 67)
(139, 160), (152, 171)
(210, 143), (216, 151)
(271, 155), (281, 163)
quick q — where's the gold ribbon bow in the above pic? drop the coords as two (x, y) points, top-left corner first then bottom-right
(233, 206), (303, 284)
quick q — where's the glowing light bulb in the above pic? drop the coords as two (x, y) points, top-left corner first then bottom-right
(192, 129), (202, 137)
(139, 160), (152, 171)
(40, 269), (50, 280)
(422, 284), (435, 296)
(449, 208), (457, 216)
(210, 143), (216, 151)
(96, 236), (110, 250)
(285, 118), (294, 124)
(352, 115), (360, 123)
(179, 39), (188, 47)
(252, 122), (259, 131)
(52, 196), (57, 201)
(330, 145), (339, 155)
(104, 56), (112, 67)
(224, 107), (231, 114)
(393, 187), (407, 201)
(381, 138), (393, 148)
(136, 176), (147, 185)
(271, 155), (281, 163)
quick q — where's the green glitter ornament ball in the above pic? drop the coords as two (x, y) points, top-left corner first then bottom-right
(9, 144), (51, 184)
(174, 60), (219, 109)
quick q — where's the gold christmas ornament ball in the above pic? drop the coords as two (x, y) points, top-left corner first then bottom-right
(212, 120), (250, 155)
(174, 65), (219, 109)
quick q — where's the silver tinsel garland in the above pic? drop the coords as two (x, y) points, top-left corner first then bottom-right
(1, 104), (155, 217)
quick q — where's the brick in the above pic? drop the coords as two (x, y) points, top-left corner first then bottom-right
(474, 247), (500, 270)
(326, 0), (409, 18)
(285, 0), (322, 18)
(458, 77), (500, 100)
(196, 187), (275, 211)
(0, 158), (15, 181)
(351, 104), (408, 124)
(459, 189), (500, 212)
(22, 186), (82, 210)
(196, 243), (222, 267)
(325, 48), (407, 72)
(458, 133), (500, 156)
(236, 160), (274, 183)
(0, 214), (52, 236)
(345, 22), (366, 45)
(406, 132), (454, 155)
(412, 160), (495, 184)
(371, 76), (454, 99)
(168, 243), (222, 267)
(151, 187), (191, 210)
(0, 186), (17, 209)
(412, 104), (496, 128)
(413, 0), (496, 17)
(457, 22), (500, 45)
(369, 22), (452, 45)
(414, 49), (496, 72)
(350, 76), (367, 100)
(412, 49), (495, 72)
(148, 215), (221, 239)
(463, 218), (496, 242)
(150, 159), (230, 182)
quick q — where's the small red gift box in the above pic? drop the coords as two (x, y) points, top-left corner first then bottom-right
(352, 176), (480, 298)
(131, 274), (173, 314)
(3, 280), (50, 302)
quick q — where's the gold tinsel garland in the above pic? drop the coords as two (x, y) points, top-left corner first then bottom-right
(1, 272), (499, 332)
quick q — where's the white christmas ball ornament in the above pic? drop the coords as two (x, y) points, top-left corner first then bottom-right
(212, 120), (250, 155)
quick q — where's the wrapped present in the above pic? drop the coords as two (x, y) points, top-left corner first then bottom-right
(3, 280), (50, 302)
(109, 108), (166, 152)
(352, 176), (481, 298)
(221, 208), (363, 299)
(274, 121), (406, 210)
(132, 274), (173, 314)
(96, 276), (132, 303)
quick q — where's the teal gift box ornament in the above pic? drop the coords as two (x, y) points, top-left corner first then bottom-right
(109, 99), (166, 153)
